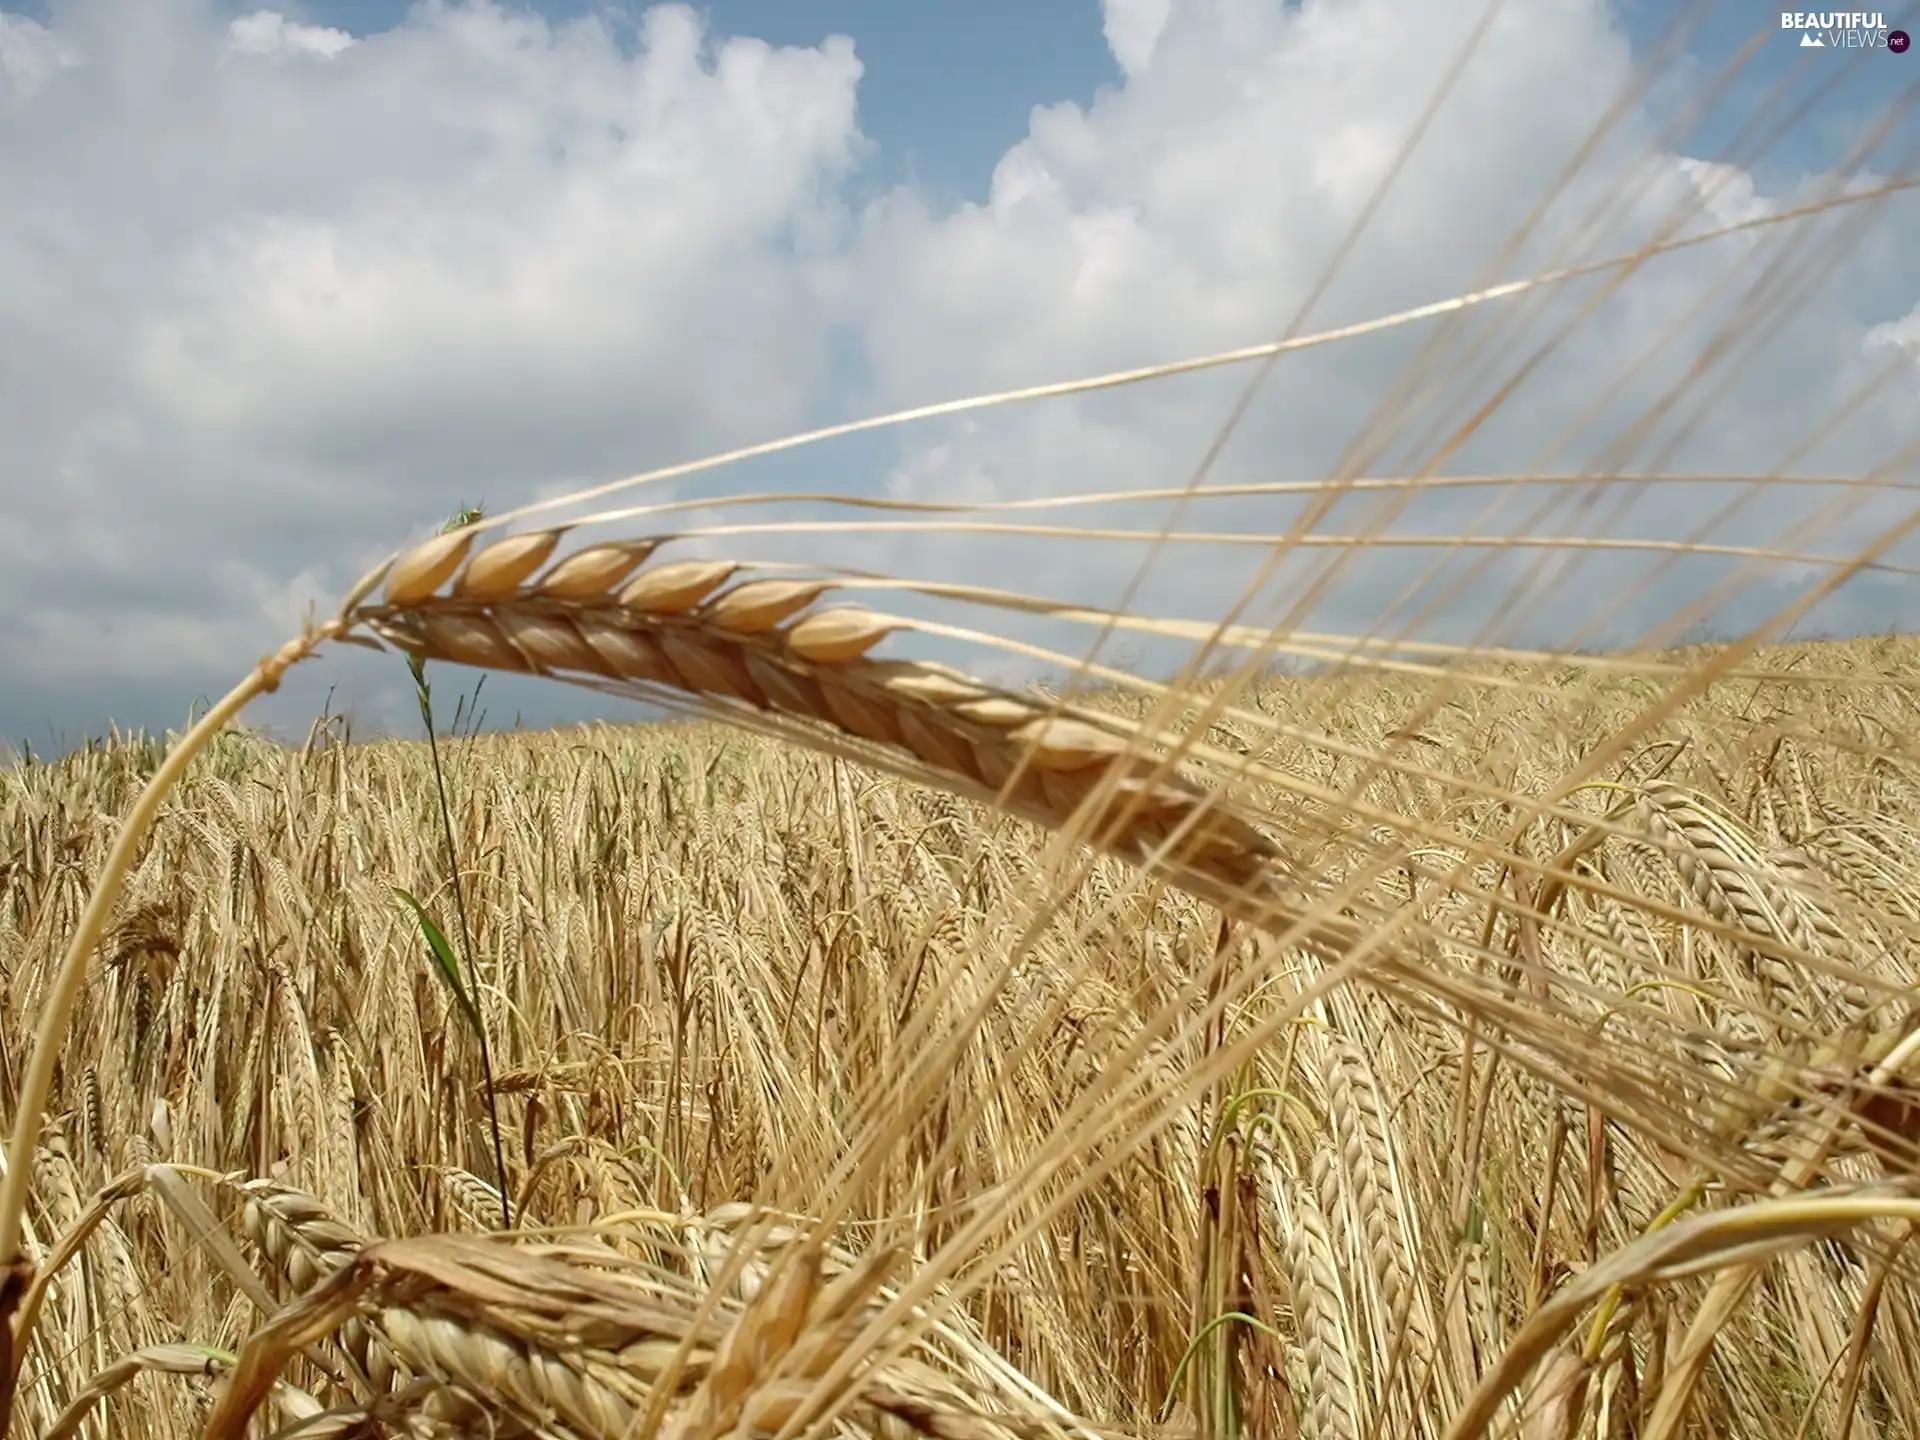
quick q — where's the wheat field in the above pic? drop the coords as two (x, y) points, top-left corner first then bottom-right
(4, 630), (1920, 1438)
(4, 4), (1920, 1438)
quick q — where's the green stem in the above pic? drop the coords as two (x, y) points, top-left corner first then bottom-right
(1160, 1311), (1285, 1422)
(419, 681), (511, 1230)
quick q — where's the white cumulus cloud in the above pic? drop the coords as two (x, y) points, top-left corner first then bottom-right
(1102, 0), (1172, 78)
(226, 10), (355, 60)
(0, 0), (866, 738)
(0, 0), (1913, 746)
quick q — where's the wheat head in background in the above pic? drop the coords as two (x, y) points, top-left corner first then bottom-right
(2, 3), (1920, 1439)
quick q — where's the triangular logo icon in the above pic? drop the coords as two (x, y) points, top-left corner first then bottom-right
(1800, 31), (1825, 45)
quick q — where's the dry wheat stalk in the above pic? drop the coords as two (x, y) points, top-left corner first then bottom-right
(1320, 1028), (1434, 1408)
(1443, 1191), (1920, 1440)
(354, 531), (1293, 918)
(47, 1345), (245, 1440)
(1633, 782), (1861, 1028)
(207, 1172), (1073, 1440)
(1257, 1142), (1361, 1440)
(195, 1223), (1073, 1440)
(241, 1178), (401, 1393)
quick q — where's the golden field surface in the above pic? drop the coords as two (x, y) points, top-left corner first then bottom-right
(4, 634), (1919, 1439)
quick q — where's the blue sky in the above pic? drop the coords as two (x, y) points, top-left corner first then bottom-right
(0, 0), (1914, 752)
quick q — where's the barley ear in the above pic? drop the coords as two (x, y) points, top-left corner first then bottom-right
(0, 615), (352, 1356)
(674, 1242), (825, 1440)
(202, 1256), (376, 1440)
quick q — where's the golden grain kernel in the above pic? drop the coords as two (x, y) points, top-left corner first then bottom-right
(576, 620), (674, 684)
(384, 531), (476, 606)
(537, 541), (663, 601)
(660, 633), (759, 702)
(701, 580), (830, 634)
(418, 612), (531, 673)
(953, 696), (1035, 728)
(742, 653), (827, 717)
(870, 662), (986, 707)
(784, 606), (898, 663)
(1012, 716), (1127, 772)
(493, 610), (605, 675)
(454, 529), (567, 601)
(618, 559), (740, 614)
